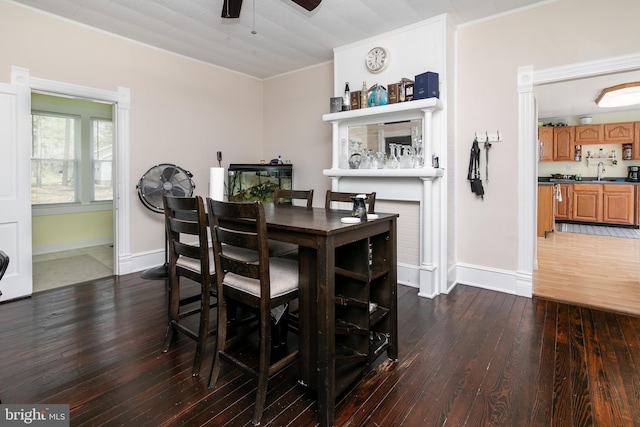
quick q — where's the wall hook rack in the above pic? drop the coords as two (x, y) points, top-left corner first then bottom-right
(474, 130), (502, 143)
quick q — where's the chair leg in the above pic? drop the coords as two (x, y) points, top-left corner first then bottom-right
(162, 276), (180, 352)
(252, 309), (272, 426)
(192, 287), (210, 376)
(208, 295), (227, 388)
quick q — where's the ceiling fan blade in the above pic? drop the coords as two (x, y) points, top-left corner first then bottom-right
(290, 0), (321, 12)
(221, 0), (243, 18)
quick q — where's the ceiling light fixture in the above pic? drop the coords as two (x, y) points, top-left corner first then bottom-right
(595, 82), (640, 108)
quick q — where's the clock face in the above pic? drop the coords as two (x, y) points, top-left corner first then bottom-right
(365, 47), (389, 73)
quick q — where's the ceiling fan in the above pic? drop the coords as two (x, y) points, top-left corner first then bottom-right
(221, 0), (321, 18)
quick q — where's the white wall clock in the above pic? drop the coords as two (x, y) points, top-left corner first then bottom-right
(365, 47), (389, 74)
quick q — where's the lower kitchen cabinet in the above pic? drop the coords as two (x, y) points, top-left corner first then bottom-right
(572, 184), (601, 222)
(537, 185), (554, 237)
(566, 183), (635, 225)
(602, 184), (635, 225)
(637, 187), (640, 225)
(555, 183), (572, 220)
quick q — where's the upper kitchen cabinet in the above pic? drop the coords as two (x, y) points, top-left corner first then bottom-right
(554, 127), (575, 161)
(635, 122), (640, 160)
(574, 124), (603, 144)
(604, 122), (634, 143)
(538, 127), (553, 161)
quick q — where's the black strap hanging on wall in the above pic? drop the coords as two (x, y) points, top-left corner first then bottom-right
(467, 137), (484, 199)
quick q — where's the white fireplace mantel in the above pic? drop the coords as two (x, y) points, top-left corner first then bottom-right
(322, 98), (446, 298)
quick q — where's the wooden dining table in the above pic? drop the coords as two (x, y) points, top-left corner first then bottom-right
(262, 204), (399, 427)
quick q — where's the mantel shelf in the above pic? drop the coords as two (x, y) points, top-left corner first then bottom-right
(323, 167), (443, 179)
(323, 98), (443, 124)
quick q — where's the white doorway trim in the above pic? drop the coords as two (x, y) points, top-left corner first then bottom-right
(11, 66), (132, 276)
(517, 52), (640, 295)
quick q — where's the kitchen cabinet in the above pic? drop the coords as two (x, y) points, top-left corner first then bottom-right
(602, 184), (635, 225)
(634, 122), (640, 160)
(574, 124), (603, 144)
(554, 127), (575, 161)
(538, 127), (553, 162)
(604, 122), (634, 143)
(555, 183), (572, 220)
(538, 127), (554, 162)
(537, 185), (554, 237)
(572, 184), (602, 222)
(637, 187), (640, 225)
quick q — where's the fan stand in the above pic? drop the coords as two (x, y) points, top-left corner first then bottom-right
(141, 231), (168, 280)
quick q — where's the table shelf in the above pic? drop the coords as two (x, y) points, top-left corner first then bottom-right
(333, 228), (396, 396)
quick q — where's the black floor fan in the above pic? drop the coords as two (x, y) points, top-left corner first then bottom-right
(136, 164), (195, 280)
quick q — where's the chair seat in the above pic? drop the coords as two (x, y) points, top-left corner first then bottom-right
(176, 245), (258, 275)
(224, 257), (298, 298)
(267, 240), (298, 258)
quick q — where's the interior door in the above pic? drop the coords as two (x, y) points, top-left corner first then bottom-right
(0, 81), (32, 300)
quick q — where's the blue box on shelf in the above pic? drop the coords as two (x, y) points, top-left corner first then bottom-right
(414, 71), (439, 100)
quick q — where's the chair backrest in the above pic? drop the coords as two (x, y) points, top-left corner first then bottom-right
(325, 190), (376, 214)
(274, 189), (314, 209)
(0, 251), (9, 289)
(207, 200), (270, 303)
(163, 195), (211, 278)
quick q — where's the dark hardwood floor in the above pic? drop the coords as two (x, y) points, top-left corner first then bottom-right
(1, 274), (639, 426)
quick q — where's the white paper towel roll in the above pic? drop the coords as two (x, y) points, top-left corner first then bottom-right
(209, 167), (225, 201)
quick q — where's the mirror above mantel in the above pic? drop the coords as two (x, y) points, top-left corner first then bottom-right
(322, 97), (443, 178)
(349, 119), (422, 158)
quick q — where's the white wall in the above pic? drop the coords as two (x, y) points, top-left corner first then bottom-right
(4, 0), (640, 285)
(456, 0), (640, 273)
(0, 1), (263, 257)
(262, 63), (333, 206)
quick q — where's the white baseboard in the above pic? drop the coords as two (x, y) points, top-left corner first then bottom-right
(130, 249), (165, 274)
(123, 252), (534, 300)
(455, 262), (532, 297)
(33, 237), (113, 255)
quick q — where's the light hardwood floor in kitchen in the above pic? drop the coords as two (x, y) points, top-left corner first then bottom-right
(534, 230), (640, 316)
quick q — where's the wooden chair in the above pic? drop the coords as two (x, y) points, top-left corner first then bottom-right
(207, 199), (299, 426)
(273, 188), (314, 208)
(0, 250), (6, 402)
(162, 194), (216, 376)
(270, 188), (314, 258)
(0, 251), (8, 297)
(325, 190), (376, 213)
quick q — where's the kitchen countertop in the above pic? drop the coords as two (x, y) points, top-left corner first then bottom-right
(538, 177), (640, 185)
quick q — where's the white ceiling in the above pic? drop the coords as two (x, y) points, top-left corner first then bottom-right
(13, 0), (640, 118)
(9, 0), (547, 79)
(536, 70), (640, 120)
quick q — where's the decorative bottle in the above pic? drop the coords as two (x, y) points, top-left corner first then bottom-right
(343, 82), (350, 111)
(360, 81), (368, 108)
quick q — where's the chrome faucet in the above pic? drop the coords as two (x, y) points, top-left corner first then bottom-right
(597, 162), (605, 181)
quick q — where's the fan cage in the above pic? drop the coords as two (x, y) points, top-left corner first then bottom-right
(136, 163), (195, 213)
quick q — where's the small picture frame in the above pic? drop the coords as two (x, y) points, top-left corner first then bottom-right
(330, 97), (342, 113)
